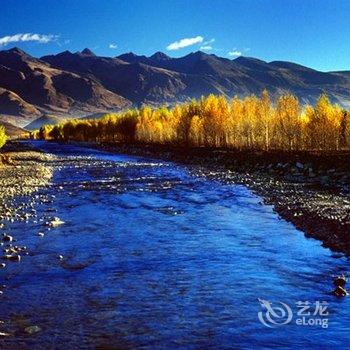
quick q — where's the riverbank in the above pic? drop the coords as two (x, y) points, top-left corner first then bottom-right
(2, 140), (350, 256)
(94, 142), (350, 256)
(0, 142), (53, 218)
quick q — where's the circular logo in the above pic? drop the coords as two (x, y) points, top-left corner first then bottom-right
(258, 298), (293, 328)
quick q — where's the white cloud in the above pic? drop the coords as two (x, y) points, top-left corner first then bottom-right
(228, 50), (242, 57)
(109, 43), (118, 49)
(203, 38), (215, 45)
(166, 36), (204, 51)
(0, 33), (57, 47)
(200, 45), (213, 51)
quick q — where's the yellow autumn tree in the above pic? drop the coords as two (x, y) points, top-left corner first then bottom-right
(0, 125), (7, 149)
(256, 90), (274, 150)
(275, 94), (301, 150)
(307, 94), (342, 150)
(36, 92), (350, 152)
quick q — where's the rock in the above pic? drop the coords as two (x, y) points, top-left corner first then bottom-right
(333, 286), (349, 297)
(58, 255), (64, 260)
(319, 176), (330, 185)
(47, 217), (65, 227)
(24, 325), (42, 335)
(308, 168), (316, 177)
(2, 234), (13, 242)
(38, 232), (45, 237)
(3, 254), (21, 262)
(0, 263), (6, 268)
(296, 162), (304, 170)
(0, 332), (11, 338)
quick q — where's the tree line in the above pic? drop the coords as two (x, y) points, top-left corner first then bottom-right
(34, 92), (350, 151)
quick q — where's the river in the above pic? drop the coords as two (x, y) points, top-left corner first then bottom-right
(1, 141), (350, 349)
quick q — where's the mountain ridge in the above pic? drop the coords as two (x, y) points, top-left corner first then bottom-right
(0, 47), (349, 127)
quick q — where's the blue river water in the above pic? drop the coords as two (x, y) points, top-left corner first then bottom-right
(1, 141), (350, 349)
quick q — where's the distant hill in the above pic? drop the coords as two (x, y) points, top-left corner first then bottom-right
(0, 120), (28, 138)
(79, 112), (107, 120)
(25, 115), (62, 131)
(1, 47), (350, 127)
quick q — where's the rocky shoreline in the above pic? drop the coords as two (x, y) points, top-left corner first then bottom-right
(1, 140), (349, 256)
(95, 142), (350, 256)
(0, 143), (53, 201)
(0, 142), (54, 334)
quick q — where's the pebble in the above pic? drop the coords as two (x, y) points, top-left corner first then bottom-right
(3, 254), (21, 262)
(48, 217), (65, 227)
(2, 234), (13, 242)
(296, 162), (304, 170)
(0, 332), (11, 338)
(24, 325), (42, 335)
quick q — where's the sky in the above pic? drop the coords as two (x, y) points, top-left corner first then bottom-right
(0, 0), (349, 72)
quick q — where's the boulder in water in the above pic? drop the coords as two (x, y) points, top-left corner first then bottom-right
(332, 276), (348, 297)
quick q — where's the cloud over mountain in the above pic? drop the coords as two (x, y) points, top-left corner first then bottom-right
(0, 33), (57, 46)
(166, 36), (203, 50)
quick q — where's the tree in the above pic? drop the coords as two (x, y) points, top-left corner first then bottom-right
(257, 90), (274, 151)
(49, 125), (63, 140)
(240, 95), (258, 149)
(307, 94), (342, 150)
(39, 93), (350, 152)
(38, 125), (53, 140)
(275, 94), (301, 150)
(0, 125), (7, 149)
(341, 110), (350, 149)
(176, 100), (199, 147)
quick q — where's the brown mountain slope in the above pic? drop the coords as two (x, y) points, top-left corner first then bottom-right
(43, 49), (350, 106)
(0, 120), (28, 138)
(44, 49), (257, 104)
(0, 87), (40, 116)
(0, 47), (131, 119)
(115, 50), (350, 105)
(42, 49), (193, 104)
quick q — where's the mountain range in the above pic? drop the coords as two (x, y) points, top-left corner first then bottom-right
(0, 46), (350, 129)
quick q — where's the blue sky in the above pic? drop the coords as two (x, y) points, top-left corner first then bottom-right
(0, 0), (349, 71)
